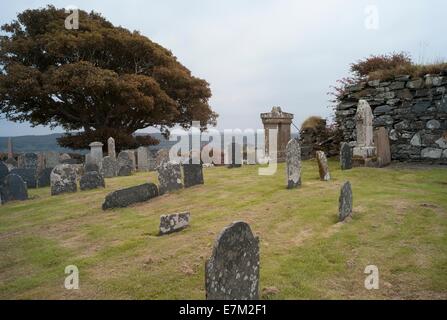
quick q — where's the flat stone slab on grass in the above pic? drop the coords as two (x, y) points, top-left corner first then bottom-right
(205, 221), (260, 300)
(80, 171), (105, 191)
(159, 212), (190, 235)
(102, 183), (159, 210)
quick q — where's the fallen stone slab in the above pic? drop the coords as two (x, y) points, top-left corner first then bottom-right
(102, 183), (159, 210)
(159, 212), (190, 235)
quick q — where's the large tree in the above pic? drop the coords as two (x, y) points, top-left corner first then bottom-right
(0, 6), (217, 150)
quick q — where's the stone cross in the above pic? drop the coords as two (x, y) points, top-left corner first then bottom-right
(205, 221), (259, 300)
(286, 138), (301, 189)
(353, 100), (376, 159)
(107, 137), (116, 159)
(316, 151), (330, 181)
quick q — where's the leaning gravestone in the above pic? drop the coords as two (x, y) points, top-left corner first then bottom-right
(37, 168), (53, 188)
(0, 174), (28, 204)
(50, 164), (78, 196)
(18, 153), (38, 169)
(339, 181), (353, 222)
(102, 156), (118, 178)
(157, 161), (183, 195)
(102, 183), (159, 210)
(205, 221), (260, 300)
(80, 171), (105, 191)
(10, 168), (37, 188)
(0, 161), (9, 182)
(183, 164), (204, 188)
(159, 212), (190, 235)
(286, 139), (301, 189)
(316, 151), (330, 181)
(340, 142), (353, 170)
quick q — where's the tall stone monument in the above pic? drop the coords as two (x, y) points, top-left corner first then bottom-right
(353, 100), (377, 167)
(107, 137), (116, 159)
(261, 106), (294, 163)
(87, 142), (104, 168)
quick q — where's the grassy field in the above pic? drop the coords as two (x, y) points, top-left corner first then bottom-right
(0, 160), (446, 299)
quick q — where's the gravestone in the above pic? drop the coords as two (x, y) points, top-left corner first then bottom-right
(108, 137), (116, 159)
(227, 141), (242, 168)
(155, 149), (170, 169)
(286, 139), (301, 189)
(374, 127), (391, 167)
(84, 162), (100, 173)
(137, 146), (149, 172)
(316, 151), (330, 181)
(102, 156), (118, 178)
(339, 181), (353, 222)
(102, 183), (159, 210)
(117, 152), (133, 176)
(50, 164), (78, 196)
(157, 161), (183, 195)
(340, 142), (353, 170)
(10, 168), (37, 188)
(37, 168), (53, 188)
(89, 142), (104, 165)
(5, 157), (18, 168)
(148, 149), (158, 171)
(205, 221), (260, 300)
(80, 171), (105, 191)
(0, 161), (9, 182)
(18, 153), (38, 169)
(183, 164), (204, 188)
(45, 152), (60, 168)
(37, 153), (46, 172)
(159, 212), (190, 235)
(118, 164), (132, 176)
(60, 153), (71, 162)
(122, 150), (137, 171)
(0, 174), (28, 204)
(353, 100), (377, 166)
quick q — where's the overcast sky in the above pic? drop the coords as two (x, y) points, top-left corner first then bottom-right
(0, 0), (446, 136)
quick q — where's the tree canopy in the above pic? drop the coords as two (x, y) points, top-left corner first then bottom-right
(0, 6), (217, 150)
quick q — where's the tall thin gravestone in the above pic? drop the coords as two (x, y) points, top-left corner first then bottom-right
(339, 181), (353, 222)
(340, 142), (353, 170)
(137, 146), (149, 172)
(205, 221), (260, 300)
(316, 151), (330, 181)
(286, 139), (301, 189)
(108, 137), (116, 159)
(353, 100), (377, 166)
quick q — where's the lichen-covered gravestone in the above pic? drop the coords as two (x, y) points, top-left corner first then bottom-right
(205, 221), (260, 300)
(50, 164), (78, 196)
(108, 137), (116, 159)
(183, 164), (204, 188)
(102, 156), (118, 178)
(102, 183), (159, 210)
(159, 212), (190, 235)
(316, 151), (330, 181)
(37, 168), (53, 187)
(0, 161), (9, 182)
(117, 152), (133, 176)
(157, 161), (183, 195)
(286, 139), (301, 189)
(80, 172), (105, 191)
(339, 181), (353, 222)
(10, 168), (37, 188)
(18, 152), (38, 169)
(84, 162), (100, 173)
(0, 174), (28, 204)
(340, 142), (353, 170)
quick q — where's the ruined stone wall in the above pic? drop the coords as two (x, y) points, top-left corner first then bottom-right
(336, 73), (447, 163)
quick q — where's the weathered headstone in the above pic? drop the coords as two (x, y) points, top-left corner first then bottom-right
(102, 156), (118, 178)
(205, 221), (260, 300)
(80, 171), (105, 191)
(5, 157), (18, 168)
(86, 142), (103, 170)
(37, 168), (53, 188)
(107, 137), (116, 159)
(339, 181), (353, 222)
(0, 161), (9, 182)
(122, 150), (137, 171)
(227, 141), (242, 168)
(155, 149), (170, 169)
(353, 100), (377, 166)
(84, 162), (100, 173)
(45, 151), (60, 168)
(183, 164), (204, 188)
(137, 146), (149, 172)
(10, 168), (37, 188)
(117, 151), (133, 176)
(340, 142), (353, 170)
(37, 153), (46, 172)
(102, 183), (159, 210)
(159, 212), (190, 235)
(316, 151), (330, 181)
(50, 164), (78, 196)
(18, 153), (38, 169)
(148, 149), (157, 171)
(157, 161), (183, 195)
(286, 139), (301, 189)
(118, 165), (132, 176)
(374, 127), (391, 167)
(0, 174), (28, 204)
(60, 153), (71, 162)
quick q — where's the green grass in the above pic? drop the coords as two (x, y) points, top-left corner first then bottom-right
(0, 160), (446, 299)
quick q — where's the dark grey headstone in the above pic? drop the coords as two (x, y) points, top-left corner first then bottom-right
(339, 181), (353, 222)
(117, 152), (133, 176)
(50, 164), (78, 196)
(0, 174), (28, 204)
(10, 168), (37, 188)
(102, 156), (118, 178)
(84, 162), (100, 173)
(183, 164), (204, 188)
(18, 153), (38, 169)
(205, 221), (260, 300)
(80, 171), (105, 191)
(102, 183), (159, 210)
(286, 139), (301, 189)
(37, 168), (53, 188)
(159, 212), (190, 235)
(340, 142), (353, 170)
(118, 164), (132, 176)
(157, 161), (183, 195)
(0, 161), (9, 182)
